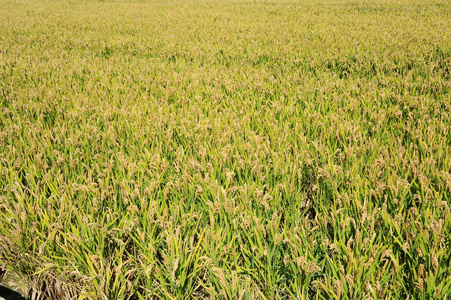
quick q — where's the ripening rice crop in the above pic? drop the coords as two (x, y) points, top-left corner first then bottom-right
(0, 0), (450, 299)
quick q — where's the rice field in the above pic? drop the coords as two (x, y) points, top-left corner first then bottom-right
(0, 0), (450, 299)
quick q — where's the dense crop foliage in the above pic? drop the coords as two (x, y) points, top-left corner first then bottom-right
(1, 0), (450, 299)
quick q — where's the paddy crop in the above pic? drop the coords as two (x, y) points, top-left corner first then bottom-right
(0, 0), (450, 299)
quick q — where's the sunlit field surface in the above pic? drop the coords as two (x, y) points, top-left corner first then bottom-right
(1, 0), (450, 298)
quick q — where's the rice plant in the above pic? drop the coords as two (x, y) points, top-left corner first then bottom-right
(0, 0), (450, 298)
